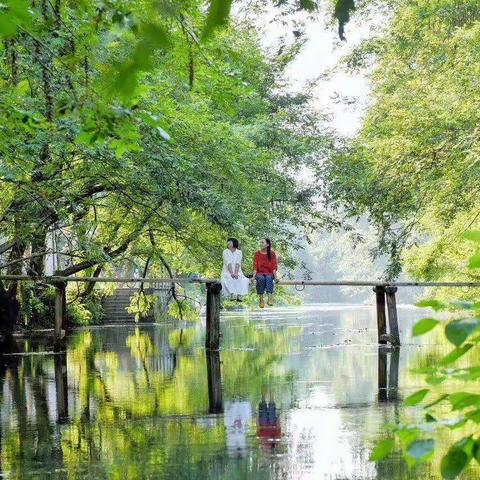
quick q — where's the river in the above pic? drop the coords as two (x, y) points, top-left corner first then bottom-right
(0, 304), (478, 479)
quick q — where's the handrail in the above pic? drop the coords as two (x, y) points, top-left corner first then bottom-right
(277, 280), (480, 287)
(1, 275), (480, 287)
(0, 275), (216, 284)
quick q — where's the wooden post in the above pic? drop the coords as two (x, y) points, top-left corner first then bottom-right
(206, 282), (222, 350)
(378, 347), (387, 402)
(385, 286), (401, 346)
(373, 286), (387, 344)
(54, 353), (68, 422)
(54, 282), (66, 352)
(388, 348), (400, 401)
(206, 351), (223, 413)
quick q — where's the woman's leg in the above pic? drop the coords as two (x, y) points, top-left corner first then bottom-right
(255, 275), (266, 308)
(265, 275), (274, 305)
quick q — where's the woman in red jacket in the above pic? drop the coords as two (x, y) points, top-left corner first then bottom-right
(252, 238), (278, 308)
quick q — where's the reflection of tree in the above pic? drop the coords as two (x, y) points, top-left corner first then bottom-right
(0, 354), (67, 479)
(220, 320), (302, 400)
(0, 319), (302, 479)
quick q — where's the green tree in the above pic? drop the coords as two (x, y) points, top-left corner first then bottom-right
(0, 0), (333, 330)
(372, 232), (480, 478)
(323, 0), (480, 281)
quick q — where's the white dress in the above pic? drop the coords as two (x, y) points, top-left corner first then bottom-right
(224, 401), (252, 457)
(221, 249), (250, 297)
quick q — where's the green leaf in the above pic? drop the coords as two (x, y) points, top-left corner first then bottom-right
(413, 318), (439, 336)
(425, 394), (449, 408)
(449, 392), (480, 411)
(407, 439), (434, 460)
(202, 0), (233, 40)
(404, 389), (429, 406)
(473, 440), (480, 463)
(111, 22), (170, 99)
(450, 301), (475, 310)
(441, 449), (469, 479)
(334, 0), (355, 40)
(14, 79), (29, 96)
(445, 318), (480, 346)
(463, 231), (480, 243)
(425, 413), (436, 423)
(416, 299), (446, 311)
(397, 428), (420, 445)
(299, 0), (317, 12)
(370, 439), (395, 461)
(466, 409), (480, 424)
(454, 436), (475, 457)
(440, 344), (473, 366)
(468, 253), (480, 269)
(426, 374), (446, 385)
(0, 0), (32, 38)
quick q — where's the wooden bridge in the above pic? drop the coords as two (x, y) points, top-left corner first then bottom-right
(1, 274), (480, 352)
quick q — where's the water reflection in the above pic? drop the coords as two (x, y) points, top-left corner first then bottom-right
(54, 353), (69, 423)
(206, 351), (223, 413)
(0, 305), (479, 479)
(378, 347), (400, 402)
(257, 385), (281, 453)
(224, 401), (251, 457)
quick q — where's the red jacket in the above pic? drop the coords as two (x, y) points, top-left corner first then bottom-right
(253, 251), (278, 275)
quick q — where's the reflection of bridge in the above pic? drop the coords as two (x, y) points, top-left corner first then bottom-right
(2, 274), (480, 351)
(46, 346), (400, 423)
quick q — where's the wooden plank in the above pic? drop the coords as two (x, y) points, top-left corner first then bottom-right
(373, 286), (387, 344)
(206, 351), (223, 413)
(277, 280), (480, 287)
(0, 274), (480, 288)
(378, 348), (388, 402)
(385, 286), (401, 346)
(0, 275), (217, 284)
(54, 284), (65, 352)
(388, 348), (400, 401)
(205, 282), (222, 350)
(54, 353), (69, 422)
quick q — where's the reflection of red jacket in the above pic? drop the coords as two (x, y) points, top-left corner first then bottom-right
(253, 251), (278, 275)
(257, 422), (281, 440)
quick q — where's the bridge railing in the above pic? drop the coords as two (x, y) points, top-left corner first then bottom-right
(2, 274), (480, 352)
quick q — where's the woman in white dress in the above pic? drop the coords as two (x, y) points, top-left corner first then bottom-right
(221, 238), (250, 301)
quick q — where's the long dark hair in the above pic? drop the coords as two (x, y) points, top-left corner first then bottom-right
(227, 237), (239, 248)
(265, 238), (272, 260)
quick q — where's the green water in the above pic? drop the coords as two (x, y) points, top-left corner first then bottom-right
(0, 304), (478, 479)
